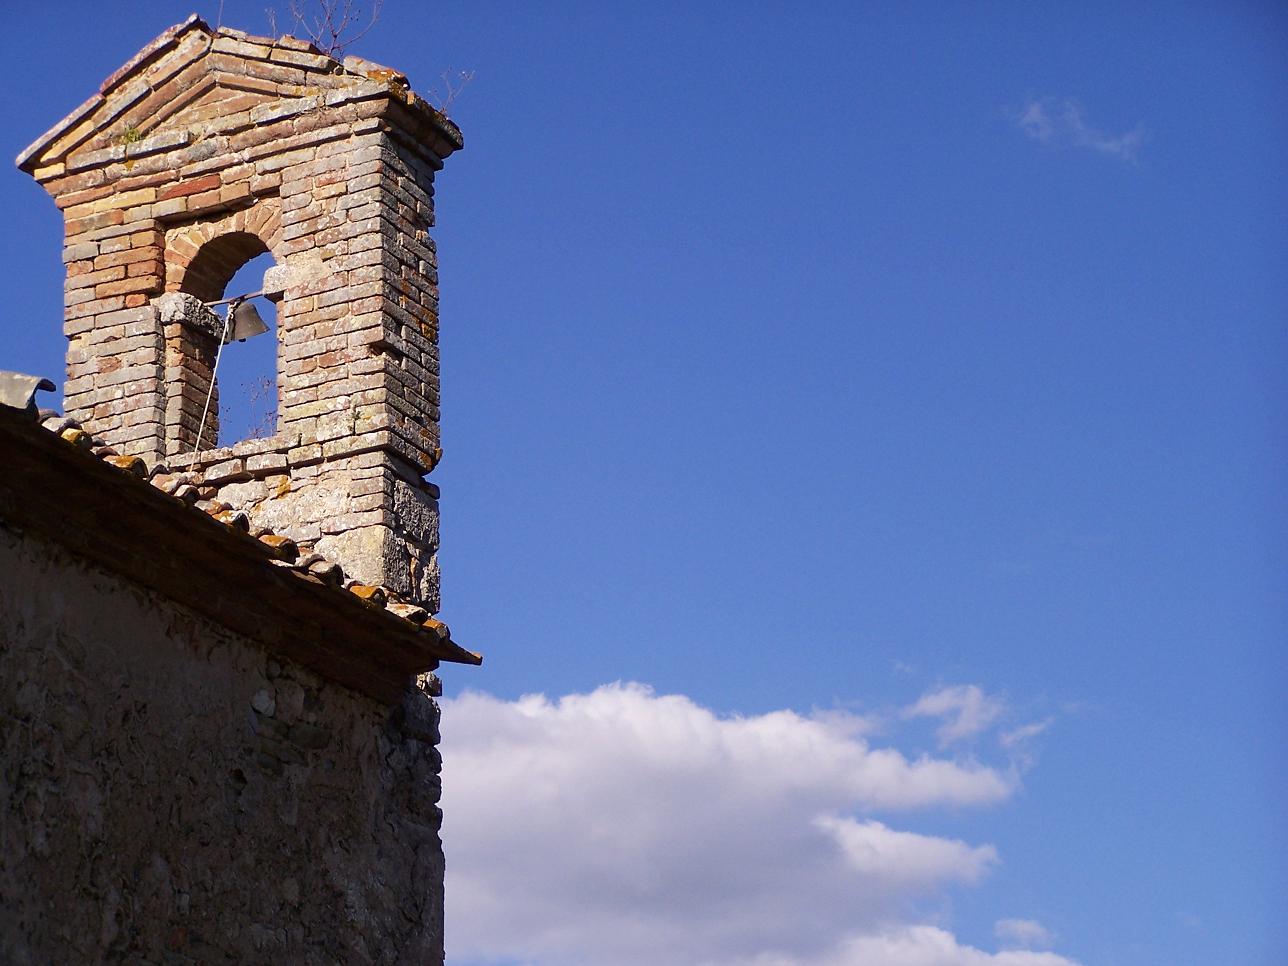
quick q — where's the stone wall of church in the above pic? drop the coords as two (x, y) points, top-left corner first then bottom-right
(0, 525), (446, 964)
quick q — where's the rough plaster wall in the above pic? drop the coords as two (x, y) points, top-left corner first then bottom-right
(0, 526), (445, 964)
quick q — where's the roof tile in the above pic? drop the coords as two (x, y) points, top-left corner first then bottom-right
(10, 394), (479, 669)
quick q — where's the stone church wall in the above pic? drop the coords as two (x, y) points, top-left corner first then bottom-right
(0, 524), (445, 964)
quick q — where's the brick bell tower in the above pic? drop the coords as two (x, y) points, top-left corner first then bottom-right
(18, 15), (460, 611)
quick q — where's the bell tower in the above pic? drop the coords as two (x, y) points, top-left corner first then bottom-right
(19, 15), (461, 609)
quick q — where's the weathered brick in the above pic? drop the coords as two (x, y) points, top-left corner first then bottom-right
(256, 146), (316, 174)
(65, 209), (125, 236)
(186, 188), (225, 211)
(153, 197), (188, 218)
(68, 266), (126, 290)
(94, 247), (157, 269)
(96, 276), (158, 297)
(158, 173), (221, 200)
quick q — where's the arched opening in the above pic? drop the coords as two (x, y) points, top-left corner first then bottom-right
(216, 252), (279, 445)
(172, 232), (280, 451)
(181, 231), (270, 303)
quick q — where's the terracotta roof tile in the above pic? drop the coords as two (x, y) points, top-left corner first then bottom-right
(19, 400), (480, 673)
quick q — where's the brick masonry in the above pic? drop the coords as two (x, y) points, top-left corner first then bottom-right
(20, 15), (462, 609)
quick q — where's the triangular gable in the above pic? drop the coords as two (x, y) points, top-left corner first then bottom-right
(17, 17), (365, 174)
(19, 17), (462, 179)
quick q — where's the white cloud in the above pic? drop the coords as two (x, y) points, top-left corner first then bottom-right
(440, 683), (1080, 966)
(776, 925), (1080, 966)
(904, 685), (1006, 746)
(816, 816), (997, 886)
(1013, 96), (1146, 162)
(994, 918), (1056, 950)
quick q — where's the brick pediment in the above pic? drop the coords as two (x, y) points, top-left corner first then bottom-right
(18, 14), (461, 180)
(111, 76), (278, 148)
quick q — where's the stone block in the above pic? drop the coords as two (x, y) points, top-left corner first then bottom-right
(246, 451), (289, 474)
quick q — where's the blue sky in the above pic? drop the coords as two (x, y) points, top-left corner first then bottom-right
(2, 3), (1284, 965)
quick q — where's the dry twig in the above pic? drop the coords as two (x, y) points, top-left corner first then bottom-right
(428, 68), (475, 112)
(276, 0), (383, 57)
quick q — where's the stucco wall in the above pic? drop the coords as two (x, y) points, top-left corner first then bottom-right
(0, 524), (445, 964)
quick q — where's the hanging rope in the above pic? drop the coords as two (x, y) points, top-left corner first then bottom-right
(192, 305), (235, 455)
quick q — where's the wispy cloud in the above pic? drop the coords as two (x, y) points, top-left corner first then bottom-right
(1013, 96), (1146, 163)
(904, 684), (1006, 746)
(1000, 718), (1054, 749)
(996, 917), (1057, 950)
(441, 683), (1082, 966)
(1000, 717), (1056, 770)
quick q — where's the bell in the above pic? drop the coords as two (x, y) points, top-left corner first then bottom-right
(229, 299), (270, 342)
